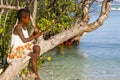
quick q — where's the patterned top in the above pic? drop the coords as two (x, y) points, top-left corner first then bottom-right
(7, 26), (33, 63)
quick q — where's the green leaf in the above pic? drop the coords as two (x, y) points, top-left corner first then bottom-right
(0, 28), (5, 33)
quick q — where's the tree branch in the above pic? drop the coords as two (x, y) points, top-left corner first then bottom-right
(0, 20), (86, 80)
(31, 0), (38, 26)
(0, 0), (4, 21)
(100, 0), (107, 16)
(0, 5), (22, 10)
(85, 0), (111, 32)
(81, 0), (90, 23)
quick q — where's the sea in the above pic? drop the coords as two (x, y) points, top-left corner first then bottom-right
(39, 3), (120, 80)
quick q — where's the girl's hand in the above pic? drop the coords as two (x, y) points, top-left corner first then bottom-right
(33, 25), (40, 33)
(32, 31), (42, 39)
(36, 31), (42, 37)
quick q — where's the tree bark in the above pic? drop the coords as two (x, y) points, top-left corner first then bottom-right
(0, 5), (22, 10)
(0, 0), (111, 80)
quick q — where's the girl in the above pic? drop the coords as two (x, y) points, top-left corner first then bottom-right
(7, 8), (41, 80)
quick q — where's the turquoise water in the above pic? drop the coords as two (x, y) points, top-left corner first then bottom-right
(39, 5), (120, 80)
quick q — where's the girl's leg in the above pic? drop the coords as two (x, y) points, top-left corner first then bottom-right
(29, 45), (40, 80)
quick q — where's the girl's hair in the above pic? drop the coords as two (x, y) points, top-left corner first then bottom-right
(17, 8), (30, 21)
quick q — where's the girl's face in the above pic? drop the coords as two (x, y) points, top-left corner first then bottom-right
(22, 14), (30, 25)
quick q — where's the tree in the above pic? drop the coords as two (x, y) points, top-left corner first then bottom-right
(0, 0), (111, 79)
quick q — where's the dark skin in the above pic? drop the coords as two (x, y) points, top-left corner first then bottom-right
(14, 14), (41, 80)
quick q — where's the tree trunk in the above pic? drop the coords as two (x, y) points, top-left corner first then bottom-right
(0, 0), (111, 80)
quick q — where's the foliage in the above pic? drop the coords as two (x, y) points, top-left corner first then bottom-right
(37, 0), (81, 34)
(0, 0), (82, 56)
(0, 0), (82, 67)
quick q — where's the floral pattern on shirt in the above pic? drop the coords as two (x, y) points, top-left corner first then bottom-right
(8, 43), (32, 60)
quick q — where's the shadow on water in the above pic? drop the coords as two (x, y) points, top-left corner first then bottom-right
(39, 44), (90, 80)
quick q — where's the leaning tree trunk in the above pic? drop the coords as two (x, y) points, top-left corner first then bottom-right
(0, 0), (111, 80)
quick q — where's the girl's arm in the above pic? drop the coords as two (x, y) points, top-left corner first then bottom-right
(30, 25), (42, 38)
(15, 25), (41, 43)
(30, 30), (42, 39)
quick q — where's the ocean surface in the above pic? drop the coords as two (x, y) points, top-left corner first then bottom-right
(39, 4), (120, 80)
